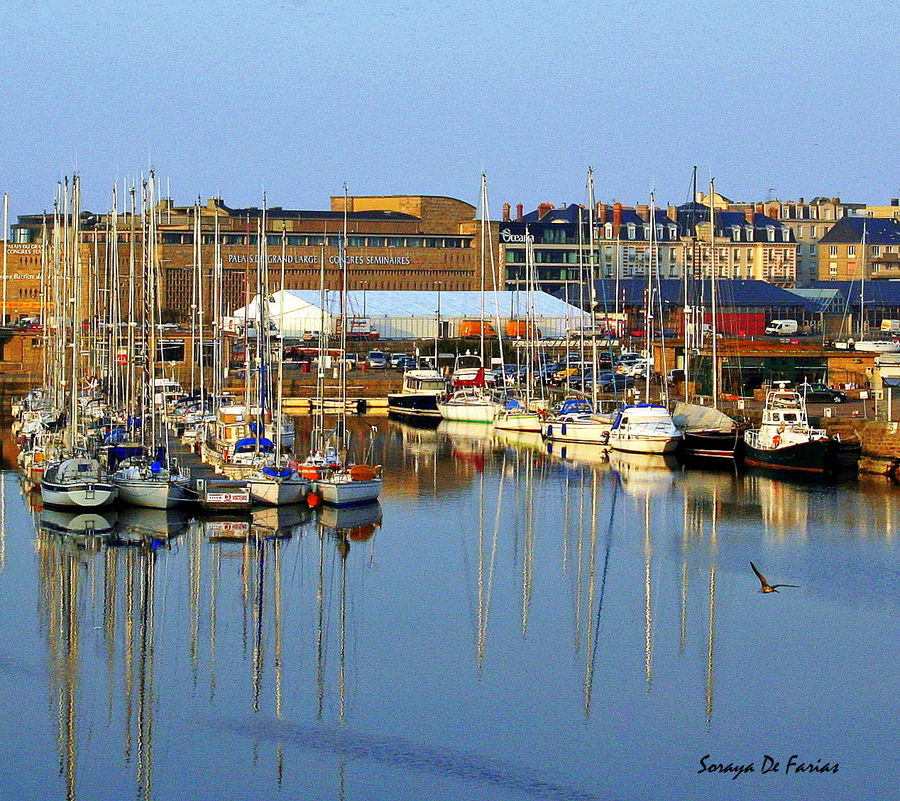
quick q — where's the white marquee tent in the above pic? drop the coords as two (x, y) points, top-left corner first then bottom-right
(231, 289), (588, 340)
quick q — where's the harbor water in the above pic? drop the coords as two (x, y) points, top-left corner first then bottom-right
(0, 418), (896, 800)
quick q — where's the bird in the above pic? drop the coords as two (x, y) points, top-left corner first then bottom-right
(751, 561), (799, 593)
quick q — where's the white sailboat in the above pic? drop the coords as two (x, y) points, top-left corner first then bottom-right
(307, 186), (382, 507)
(439, 175), (502, 424)
(112, 173), (189, 508)
(246, 224), (310, 505)
(608, 189), (681, 455)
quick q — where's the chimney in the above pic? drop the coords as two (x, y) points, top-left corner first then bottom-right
(516, 203), (523, 221)
(636, 204), (649, 222)
(892, 198), (899, 207)
(613, 202), (622, 236)
(667, 204), (677, 222)
(755, 203), (764, 214)
(502, 203), (510, 222)
(745, 208), (755, 224)
(537, 202), (553, 220)
(596, 203), (607, 224)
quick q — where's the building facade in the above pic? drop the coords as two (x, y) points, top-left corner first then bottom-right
(817, 216), (900, 281)
(10, 195), (488, 324)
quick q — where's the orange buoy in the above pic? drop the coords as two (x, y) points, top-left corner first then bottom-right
(307, 492), (322, 508)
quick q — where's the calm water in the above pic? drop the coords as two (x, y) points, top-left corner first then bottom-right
(0, 419), (896, 801)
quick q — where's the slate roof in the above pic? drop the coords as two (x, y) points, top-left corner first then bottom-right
(557, 278), (815, 311)
(808, 280), (900, 307)
(818, 216), (900, 244)
(675, 203), (792, 242)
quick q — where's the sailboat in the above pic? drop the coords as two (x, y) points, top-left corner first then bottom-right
(306, 186), (382, 507)
(112, 173), (190, 508)
(540, 170), (616, 445)
(494, 229), (546, 433)
(676, 176), (744, 460)
(41, 176), (119, 510)
(608, 190), (681, 456)
(245, 224), (310, 505)
(438, 175), (502, 425)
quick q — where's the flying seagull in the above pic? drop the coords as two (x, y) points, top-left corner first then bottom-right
(751, 561), (799, 593)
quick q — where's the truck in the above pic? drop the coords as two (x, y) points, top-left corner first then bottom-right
(764, 319), (799, 336)
(336, 317), (379, 341)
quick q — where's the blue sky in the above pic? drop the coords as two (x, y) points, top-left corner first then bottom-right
(1, 0), (897, 220)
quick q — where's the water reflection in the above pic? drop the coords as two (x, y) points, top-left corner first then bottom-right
(4, 419), (897, 800)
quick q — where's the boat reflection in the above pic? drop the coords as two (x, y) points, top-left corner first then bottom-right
(608, 450), (679, 496)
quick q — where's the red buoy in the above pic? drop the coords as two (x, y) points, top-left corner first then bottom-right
(307, 492), (322, 508)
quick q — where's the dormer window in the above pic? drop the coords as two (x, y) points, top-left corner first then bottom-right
(643, 224), (651, 240)
(605, 222), (613, 238)
(669, 225), (677, 239)
(732, 225), (741, 241)
(745, 226), (754, 241)
(656, 224), (664, 240)
(767, 226), (776, 242)
(627, 224), (636, 239)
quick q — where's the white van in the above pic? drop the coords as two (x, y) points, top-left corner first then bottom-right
(765, 319), (798, 336)
(880, 319), (900, 335)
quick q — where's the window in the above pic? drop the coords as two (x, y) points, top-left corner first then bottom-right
(829, 245), (838, 256)
(848, 245), (856, 256)
(605, 223), (613, 238)
(829, 262), (837, 276)
(872, 245), (880, 256)
(627, 224), (636, 239)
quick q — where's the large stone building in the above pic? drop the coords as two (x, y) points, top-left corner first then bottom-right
(498, 198), (796, 294)
(817, 216), (900, 281)
(9, 194), (488, 324)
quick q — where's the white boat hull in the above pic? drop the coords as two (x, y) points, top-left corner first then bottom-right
(42, 480), (118, 509)
(437, 400), (498, 423)
(493, 412), (542, 432)
(114, 476), (190, 509)
(607, 432), (681, 454)
(315, 477), (383, 507)
(246, 475), (310, 506)
(541, 419), (611, 444)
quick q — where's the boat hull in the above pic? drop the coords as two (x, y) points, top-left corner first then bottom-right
(41, 480), (118, 509)
(744, 439), (836, 475)
(541, 419), (610, 444)
(314, 477), (383, 507)
(679, 429), (743, 461)
(114, 476), (190, 509)
(246, 475), (310, 506)
(437, 400), (497, 423)
(608, 433), (681, 455)
(493, 412), (542, 433)
(387, 393), (442, 420)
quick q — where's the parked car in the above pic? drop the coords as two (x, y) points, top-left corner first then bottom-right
(595, 372), (635, 392)
(389, 352), (409, 368)
(395, 356), (418, 371)
(366, 350), (388, 369)
(797, 382), (848, 404)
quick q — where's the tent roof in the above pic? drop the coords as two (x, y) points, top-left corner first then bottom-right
(236, 289), (587, 319)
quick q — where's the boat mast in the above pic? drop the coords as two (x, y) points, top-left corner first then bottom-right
(859, 222), (867, 341)
(340, 186), (349, 449)
(645, 190), (654, 403)
(479, 174), (488, 372)
(709, 178), (719, 407)
(587, 168), (599, 411)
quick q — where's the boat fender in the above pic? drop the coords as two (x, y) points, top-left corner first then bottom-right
(307, 491), (322, 508)
(547, 425), (553, 437)
(561, 423), (567, 435)
(600, 431), (609, 445)
(773, 434), (781, 446)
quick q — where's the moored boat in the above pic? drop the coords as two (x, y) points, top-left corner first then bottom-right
(743, 384), (838, 475)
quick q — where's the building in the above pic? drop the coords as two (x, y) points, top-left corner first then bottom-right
(9, 194), (490, 325)
(498, 202), (681, 296)
(498, 197), (796, 295)
(677, 201), (798, 286)
(817, 217), (900, 281)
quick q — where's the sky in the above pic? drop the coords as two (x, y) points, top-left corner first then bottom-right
(1, 0), (898, 222)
